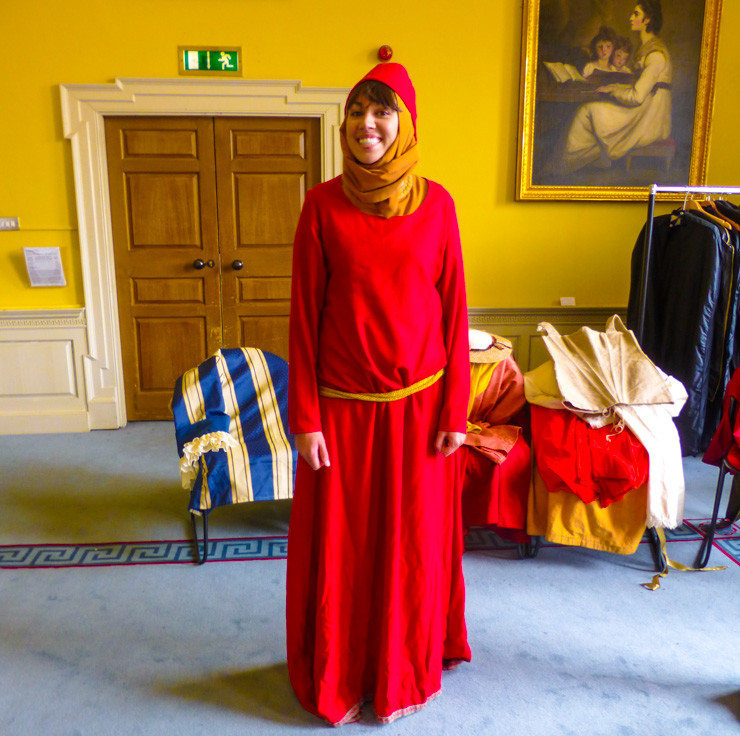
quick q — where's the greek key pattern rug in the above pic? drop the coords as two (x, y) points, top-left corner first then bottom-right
(0, 536), (289, 569)
(2, 521), (738, 569)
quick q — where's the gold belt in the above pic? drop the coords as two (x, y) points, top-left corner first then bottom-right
(318, 369), (444, 403)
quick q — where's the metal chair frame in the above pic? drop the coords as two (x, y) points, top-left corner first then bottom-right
(695, 397), (740, 569)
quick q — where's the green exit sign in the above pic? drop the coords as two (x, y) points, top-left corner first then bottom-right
(178, 46), (242, 77)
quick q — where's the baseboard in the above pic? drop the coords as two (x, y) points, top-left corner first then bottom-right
(468, 307), (627, 372)
(0, 309), (91, 435)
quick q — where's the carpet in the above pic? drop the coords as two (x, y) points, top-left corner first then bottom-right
(3, 521), (738, 569)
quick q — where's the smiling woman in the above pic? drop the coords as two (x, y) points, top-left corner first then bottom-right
(286, 62), (471, 726)
(345, 82), (400, 165)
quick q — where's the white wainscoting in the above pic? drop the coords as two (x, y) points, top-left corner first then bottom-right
(469, 307), (627, 372)
(0, 306), (626, 435)
(0, 310), (91, 434)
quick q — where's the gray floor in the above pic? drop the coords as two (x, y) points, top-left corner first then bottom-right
(1, 423), (739, 736)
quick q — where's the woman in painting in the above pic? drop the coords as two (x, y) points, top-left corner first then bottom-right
(286, 62), (471, 725)
(561, 0), (671, 172)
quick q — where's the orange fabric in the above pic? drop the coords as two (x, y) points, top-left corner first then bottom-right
(460, 357), (530, 541)
(527, 466), (648, 555)
(464, 358), (526, 464)
(340, 101), (427, 218)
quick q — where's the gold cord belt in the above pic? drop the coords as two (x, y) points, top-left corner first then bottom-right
(318, 369), (444, 403)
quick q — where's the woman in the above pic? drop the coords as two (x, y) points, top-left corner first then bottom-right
(561, 0), (671, 172)
(286, 62), (471, 725)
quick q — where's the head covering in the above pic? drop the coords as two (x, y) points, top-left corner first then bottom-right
(346, 63), (418, 136)
(469, 329), (514, 363)
(340, 63), (427, 218)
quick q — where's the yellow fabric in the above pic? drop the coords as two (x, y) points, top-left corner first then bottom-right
(467, 361), (500, 416)
(340, 96), (427, 218)
(318, 369), (444, 403)
(641, 528), (728, 590)
(527, 466), (648, 555)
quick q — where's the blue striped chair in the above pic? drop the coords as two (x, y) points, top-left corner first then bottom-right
(171, 348), (297, 564)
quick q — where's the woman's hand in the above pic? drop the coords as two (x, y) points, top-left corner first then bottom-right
(295, 431), (331, 470)
(435, 431), (466, 457)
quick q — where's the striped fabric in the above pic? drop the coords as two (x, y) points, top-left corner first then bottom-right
(171, 348), (296, 514)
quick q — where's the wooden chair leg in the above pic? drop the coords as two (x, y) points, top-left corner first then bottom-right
(190, 511), (209, 565)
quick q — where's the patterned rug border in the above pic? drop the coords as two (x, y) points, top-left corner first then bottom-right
(3, 520), (738, 569)
(0, 535), (288, 570)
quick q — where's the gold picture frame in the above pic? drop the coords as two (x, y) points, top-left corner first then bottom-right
(516, 0), (723, 200)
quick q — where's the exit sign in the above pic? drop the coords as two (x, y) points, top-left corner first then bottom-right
(178, 46), (242, 77)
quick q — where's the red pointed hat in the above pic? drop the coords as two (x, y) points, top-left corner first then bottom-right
(346, 62), (418, 136)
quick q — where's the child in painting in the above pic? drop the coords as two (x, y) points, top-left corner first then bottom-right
(611, 36), (633, 74)
(582, 26), (618, 77)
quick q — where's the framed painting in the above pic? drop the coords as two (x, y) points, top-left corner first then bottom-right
(516, 0), (723, 200)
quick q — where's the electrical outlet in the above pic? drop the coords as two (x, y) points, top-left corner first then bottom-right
(560, 296), (576, 306)
(0, 217), (20, 231)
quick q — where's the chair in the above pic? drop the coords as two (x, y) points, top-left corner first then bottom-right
(171, 348), (296, 564)
(625, 138), (675, 174)
(696, 396), (740, 568)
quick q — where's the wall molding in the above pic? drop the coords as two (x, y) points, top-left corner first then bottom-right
(0, 308), (90, 434)
(469, 307), (627, 371)
(0, 309), (87, 330)
(59, 77), (349, 429)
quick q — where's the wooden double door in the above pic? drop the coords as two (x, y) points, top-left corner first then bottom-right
(105, 116), (321, 420)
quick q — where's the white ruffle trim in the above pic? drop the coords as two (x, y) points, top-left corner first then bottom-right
(179, 431), (238, 490)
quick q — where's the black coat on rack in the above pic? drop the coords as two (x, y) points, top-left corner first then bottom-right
(627, 211), (738, 454)
(628, 184), (740, 456)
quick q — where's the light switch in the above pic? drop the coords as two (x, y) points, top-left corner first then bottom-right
(0, 217), (20, 230)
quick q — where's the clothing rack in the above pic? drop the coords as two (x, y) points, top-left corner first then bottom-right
(636, 184), (740, 344)
(636, 184), (740, 569)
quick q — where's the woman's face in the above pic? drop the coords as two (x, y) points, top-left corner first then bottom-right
(630, 5), (650, 31)
(345, 93), (400, 165)
(595, 40), (614, 62)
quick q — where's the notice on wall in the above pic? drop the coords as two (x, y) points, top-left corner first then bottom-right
(23, 247), (67, 287)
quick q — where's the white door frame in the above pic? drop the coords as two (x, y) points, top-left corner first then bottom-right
(60, 77), (347, 428)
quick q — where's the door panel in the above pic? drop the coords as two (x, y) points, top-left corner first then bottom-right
(105, 116), (221, 420)
(136, 317), (210, 390)
(216, 117), (321, 358)
(128, 173), (202, 246)
(106, 115), (321, 420)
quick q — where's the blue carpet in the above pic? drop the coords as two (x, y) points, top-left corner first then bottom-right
(3, 521), (738, 569)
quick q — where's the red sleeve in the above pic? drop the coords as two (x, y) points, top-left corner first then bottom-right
(436, 196), (470, 433)
(288, 190), (326, 434)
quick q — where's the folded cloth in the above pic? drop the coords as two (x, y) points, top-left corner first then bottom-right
(530, 405), (648, 508)
(525, 316), (687, 528)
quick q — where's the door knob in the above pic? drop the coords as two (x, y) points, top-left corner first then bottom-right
(193, 259), (216, 269)
(232, 260), (244, 271)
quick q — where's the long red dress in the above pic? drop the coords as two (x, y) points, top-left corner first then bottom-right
(287, 176), (471, 725)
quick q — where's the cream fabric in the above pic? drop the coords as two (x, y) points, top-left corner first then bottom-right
(525, 316), (687, 528)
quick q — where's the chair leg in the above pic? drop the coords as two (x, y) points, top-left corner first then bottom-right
(190, 511), (210, 565)
(646, 527), (665, 571)
(694, 464), (729, 569)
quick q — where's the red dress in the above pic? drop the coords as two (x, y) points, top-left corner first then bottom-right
(287, 176), (470, 724)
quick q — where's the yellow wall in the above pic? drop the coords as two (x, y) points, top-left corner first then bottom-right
(2, 0), (739, 310)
